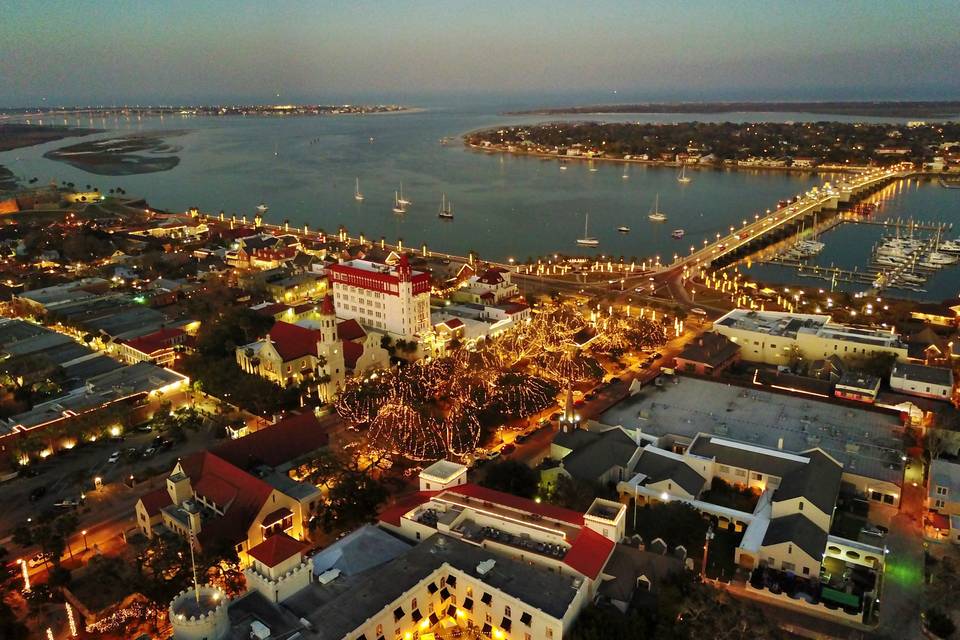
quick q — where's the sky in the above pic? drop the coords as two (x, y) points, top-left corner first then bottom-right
(2, 0), (959, 107)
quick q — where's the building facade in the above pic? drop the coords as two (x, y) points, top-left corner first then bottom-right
(327, 256), (431, 339)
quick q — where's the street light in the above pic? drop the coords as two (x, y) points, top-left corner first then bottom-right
(701, 524), (715, 579)
(82, 530), (88, 550)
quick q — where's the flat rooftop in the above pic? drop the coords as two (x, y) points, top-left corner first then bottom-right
(600, 377), (905, 485)
(715, 309), (904, 348)
(284, 534), (580, 639)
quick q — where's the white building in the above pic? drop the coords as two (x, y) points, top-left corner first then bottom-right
(890, 362), (955, 402)
(328, 255), (431, 339)
(713, 309), (908, 366)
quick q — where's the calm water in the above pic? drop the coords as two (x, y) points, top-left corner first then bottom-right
(2, 106), (958, 298)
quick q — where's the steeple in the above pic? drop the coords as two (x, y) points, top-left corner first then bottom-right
(318, 295), (337, 345)
(561, 385), (577, 431)
(396, 253), (412, 282)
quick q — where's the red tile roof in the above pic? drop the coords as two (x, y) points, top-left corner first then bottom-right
(562, 527), (615, 580)
(446, 484), (585, 526)
(268, 321), (320, 361)
(177, 452), (275, 546)
(248, 533), (307, 567)
(213, 412), (331, 469)
(320, 294), (336, 316)
(438, 318), (464, 329)
(336, 319), (366, 342)
(123, 327), (185, 355)
(255, 302), (293, 318)
(138, 487), (172, 516)
(378, 491), (439, 526)
(342, 340), (363, 370)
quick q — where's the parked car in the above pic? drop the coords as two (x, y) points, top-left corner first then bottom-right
(143, 447), (157, 458)
(861, 524), (886, 537)
(136, 424), (153, 433)
(29, 486), (47, 502)
(54, 498), (80, 509)
(28, 552), (52, 568)
(501, 444), (516, 455)
(107, 451), (121, 464)
(485, 450), (501, 461)
(652, 352), (663, 360)
(515, 433), (530, 444)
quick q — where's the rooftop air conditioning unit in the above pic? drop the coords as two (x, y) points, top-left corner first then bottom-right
(477, 559), (496, 576)
(250, 621), (271, 640)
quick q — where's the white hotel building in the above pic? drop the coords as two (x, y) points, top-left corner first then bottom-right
(328, 256), (431, 340)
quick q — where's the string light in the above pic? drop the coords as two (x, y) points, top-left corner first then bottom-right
(66, 603), (78, 637)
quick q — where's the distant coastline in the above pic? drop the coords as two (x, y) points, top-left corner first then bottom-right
(504, 100), (960, 119)
(0, 123), (103, 152)
(0, 104), (418, 121)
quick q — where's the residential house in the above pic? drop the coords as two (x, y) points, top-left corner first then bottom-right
(890, 362), (955, 402)
(673, 332), (741, 376)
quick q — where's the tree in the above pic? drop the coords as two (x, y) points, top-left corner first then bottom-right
(480, 460), (540, 498)
(924, 608), (956, 639)
(547, 474), (600, 512)
(315, 471), (387, 534)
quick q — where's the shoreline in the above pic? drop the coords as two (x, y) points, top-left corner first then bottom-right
(463, 142), (869, 176)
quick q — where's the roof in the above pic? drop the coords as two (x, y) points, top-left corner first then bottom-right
(675, 332), (741, 368)
(929, 459), (960, 499)
(476, 269), (505, 285)
(253, 302), (293, 318)
(598, 543), (683, 602)
(284, 534), (583, 639)
(176, 452), (276, 546)
(341, 340), (363, 370)
(378, 492), (439, 527)
(772, 450), (843, 515)
(836, 371), (881, 392)
(213, 412), (331, 469)
(247, 533), (307, 567)
(562, 527), (616, 580)
(553, 429), (602, 451)
(762, 514), (828, 560)
(445, 483), (585, 527)
(421, 460), (467, 484)
(689, 434), (809, 480)
(122, 327), (185, 355)
(311, 524), (413, 577)
(633, 447), (707, 496)
(892, 362), (954, 387)
(561, 428), (640, 483)
(336, 319), (366, 342)
(320, 294), (336, 316)
(267, 321), (320, 361)
(138, 487), (173, 516)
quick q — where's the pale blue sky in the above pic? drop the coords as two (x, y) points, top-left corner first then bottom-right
(1, 0), (958, 106)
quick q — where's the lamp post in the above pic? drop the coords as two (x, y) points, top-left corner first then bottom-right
(701, 524), (715, 580)
(82, 530), (88, 550)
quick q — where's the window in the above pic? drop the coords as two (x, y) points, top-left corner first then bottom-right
(798, 501), (804, 511)
(752, 472), (762, 481)
(546, 627), (554, 638)
(802, 566), (810, 575)
(481, 592), (492, 605)
(411, 598), (417, 610)
(782, 561), (795, 572)
(937, 486), (948, 496)
(787, 544), (792, 554)
(719, 465), (730, 473)
(735, 469), (746, 477)
(936, 499), (946, 509)
(376, 625), (382, 636)
(485, 614), (492, 624)
(520, 612), (532, 626)
(883, 494), (895, 505)
(505, 606), (511, 618)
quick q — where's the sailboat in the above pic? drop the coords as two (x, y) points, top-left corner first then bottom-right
(392, 191), (406, 214)
(397, 182), (411, 206)
(648, 193), (667, 222)
(677, 165), (691, 184)
(438, 193), (453, 219)
(617, 224), (631, 233)
(256, 203), (269, 213)
(354, 178), (364, 202)
(576, 213), (599, 246)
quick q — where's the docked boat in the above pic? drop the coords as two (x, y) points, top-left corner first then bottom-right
(672, 229), (685, 239)
(438, 193), (453, 219)
(576, 213), (599, 246)
(648, 194), (667, 222)
(617, 225), (631, 233)
(392, 191), (406, 214)
(559, 162), (568, 171)
(939, 239), (960, 253)
(925, 251), (957, 265)
(354, 178), (364, 202)
(900, 272), (925, 285)
(677, 165), (691, 184)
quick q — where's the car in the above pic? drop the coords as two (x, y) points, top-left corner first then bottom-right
(515, 433), (530, 444)
(652, 352), (663, 360)
(159, 439), (174, 450)
(143, 447), (157, 457)
(485, 450), (501, 461)
(152, 435), (164, 447)
(549, 412), (561, 421)
(29, 486), (47, 502)
(501, 444), (516, 455)
(28, 552), (52, 568)
(585, 392), (597, 400)
(609, 377), (621, 383)
(861, 524), (886, 537)
(640, 361), (651, 369)
(107, 451), (121, 464)
(574, 399), (585, 408)
(54, 498), (79, 509)
(136, 424), (153, 433)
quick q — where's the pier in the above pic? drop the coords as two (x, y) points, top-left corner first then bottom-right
(667, 167), (911, 273)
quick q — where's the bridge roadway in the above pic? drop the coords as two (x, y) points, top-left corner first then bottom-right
(664, 167), (909, 275)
